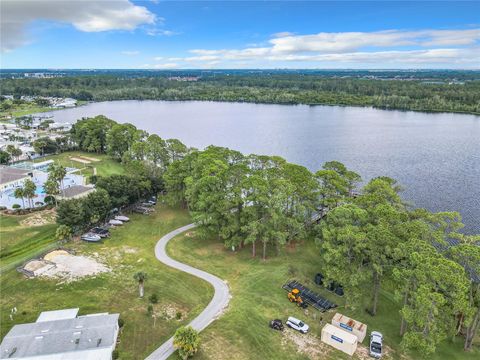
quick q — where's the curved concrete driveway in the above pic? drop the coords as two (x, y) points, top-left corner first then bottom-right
(145, 224), (230, 360)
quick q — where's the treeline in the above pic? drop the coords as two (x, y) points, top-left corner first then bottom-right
(56, 115), (189, 232)
(61, 115), (479, 355)
(1, 75), (479, 114)
(162, 143), (480, 356)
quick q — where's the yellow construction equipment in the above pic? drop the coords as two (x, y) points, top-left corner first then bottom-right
(287, 288), (306, 308)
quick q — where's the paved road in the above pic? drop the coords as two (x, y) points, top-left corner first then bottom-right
(145, 223), (230, 360)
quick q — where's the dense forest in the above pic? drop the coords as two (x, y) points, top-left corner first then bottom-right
(1, 74), (479, 114)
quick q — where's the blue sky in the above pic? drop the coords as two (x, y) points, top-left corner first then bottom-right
(1, 1), (479, 69)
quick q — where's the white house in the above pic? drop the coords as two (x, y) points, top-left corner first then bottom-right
(0, 309), (119, 360)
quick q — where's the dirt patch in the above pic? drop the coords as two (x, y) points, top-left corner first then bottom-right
(122, 246), (139, 254)
(70, 157), (91, 164)
(39, 251), (110, 282)
(20, 210), (56, 227)
(282, 329), (331, 359)
(78, 156), (100, 162)
(157, 304), (187, 321)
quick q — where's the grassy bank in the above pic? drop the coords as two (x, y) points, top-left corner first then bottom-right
(167, 232), (480, 360)
(0, 101), (87, 120)
(0, 212), (57, 273)
(0, 205), (212, 359)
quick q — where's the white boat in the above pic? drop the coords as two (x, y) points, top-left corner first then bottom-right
(109, 219), (123, 226)
(115, 215), (130, 222)
(81, 233), (102, 242)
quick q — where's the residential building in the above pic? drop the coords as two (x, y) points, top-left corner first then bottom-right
(0, 308), (119, 360)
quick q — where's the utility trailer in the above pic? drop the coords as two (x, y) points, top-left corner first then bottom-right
(283, 280), (337, 312)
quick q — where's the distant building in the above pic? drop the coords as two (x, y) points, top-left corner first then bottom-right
(0, 308), (119, 360)
(0, 166), (31, 192)
(57, 185), (95, 200)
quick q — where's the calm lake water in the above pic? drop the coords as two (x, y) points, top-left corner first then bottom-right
(43, 100), (480, 234)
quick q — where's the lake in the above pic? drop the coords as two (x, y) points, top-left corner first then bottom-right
(42, 100), (480, 234)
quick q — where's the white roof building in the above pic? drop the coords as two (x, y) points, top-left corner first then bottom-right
(0, 309), (119, 360)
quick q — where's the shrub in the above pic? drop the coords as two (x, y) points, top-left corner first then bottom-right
(118, 318), (125, 328)
(176, 311), (182, 320)
(12, 204), (21, 209)
(149, 293), (159, 304)
(112, 350), (119, 360)
(147, 304), (153, 316)
(173, 326), (199, 359)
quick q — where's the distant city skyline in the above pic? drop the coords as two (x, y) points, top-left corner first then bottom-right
(1, 1), (479, 69)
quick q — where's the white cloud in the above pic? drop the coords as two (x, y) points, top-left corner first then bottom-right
(180, 28), (480, 68)
(152, 62), (180, 69)
(146, 28), (178, 36)
(271, 31), (295, 38)
(121, 50), (140, 56)
(1, 0), (156, 52)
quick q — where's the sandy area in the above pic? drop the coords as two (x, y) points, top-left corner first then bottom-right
(70, 157), (91, 164)
(20, 210), (56, 227)
(79, 156), (100, 162)
(36, 251), (110, 282)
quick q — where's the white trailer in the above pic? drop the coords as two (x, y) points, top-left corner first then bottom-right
(331, 312), (367, 342)
(321, 323), (358, 356)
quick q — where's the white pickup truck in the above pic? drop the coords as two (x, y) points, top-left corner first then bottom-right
(369, 331), (383, 358)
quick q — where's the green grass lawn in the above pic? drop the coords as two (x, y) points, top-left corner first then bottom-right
(167, 232), (480, 360)
(34, 151), (125, 179)
(0, 205), (212, 360)
(0, 101), (87, 120)
(0, 212), (58, 273)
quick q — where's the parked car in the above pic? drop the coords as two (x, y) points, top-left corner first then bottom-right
(269, 319), (284, 331)
(81, 233), (102, 242)
(369, 331), (383, 358)
(285, 317), (309, 334)
(109, 219), (123, 226)
(115, 215), (130, 222)
(90, 227), (110, 238)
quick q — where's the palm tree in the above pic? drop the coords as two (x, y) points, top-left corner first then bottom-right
(48, 164), (67, 196)
(133, 272), (147, 298)
(22, 179), (36, 208)
(44, 178), (60, 207)
(13, 187), (25, 209)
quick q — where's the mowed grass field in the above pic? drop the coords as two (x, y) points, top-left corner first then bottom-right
(33, 151), (125, 180)
(0, 212), (57, 273)
(0, 206), (213, 359)
(167, 231), (480, 360)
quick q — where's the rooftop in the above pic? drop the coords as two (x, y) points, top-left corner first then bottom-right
(59, 185), (95, 199)
(0, 312), (119, 359)
(0, 166), (31, 186)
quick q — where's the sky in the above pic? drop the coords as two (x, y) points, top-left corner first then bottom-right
(1, 0), (479, 69)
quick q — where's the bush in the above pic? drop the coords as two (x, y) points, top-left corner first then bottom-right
(0, 206), (6, 211)
(12, 204), (21, 209)
(148, 293), (159, 304)
(112, 350), (119, 360)
(118, 318), (125, 328)
(176, 311), (182, 320)
(173, 326), (199, 359)
(147, 304), (153, 316)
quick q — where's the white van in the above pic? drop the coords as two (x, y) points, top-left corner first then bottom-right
(286, 317), (309, 333)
